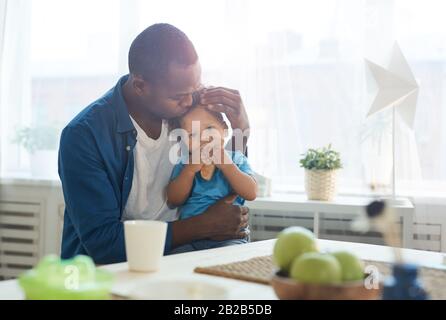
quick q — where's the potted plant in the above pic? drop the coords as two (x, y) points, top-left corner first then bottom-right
(13, 125), (59, 178)
(300, 144), (342, 201)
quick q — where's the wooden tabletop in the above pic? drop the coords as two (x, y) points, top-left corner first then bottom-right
(1, 239), (445, 300)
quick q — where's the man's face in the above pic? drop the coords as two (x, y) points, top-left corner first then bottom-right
(141, 61), (202, 119)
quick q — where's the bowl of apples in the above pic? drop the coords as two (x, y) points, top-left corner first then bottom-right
(271, 227), (381, 300)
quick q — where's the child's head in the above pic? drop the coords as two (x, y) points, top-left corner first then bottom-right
(177, 105), (228, 154)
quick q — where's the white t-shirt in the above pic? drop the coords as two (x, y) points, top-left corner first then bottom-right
(122, 116), (179, 222)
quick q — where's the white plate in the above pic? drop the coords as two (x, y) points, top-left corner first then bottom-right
(127, 278), (229, 300)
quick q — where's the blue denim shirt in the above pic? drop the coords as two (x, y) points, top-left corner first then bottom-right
(59, 75), (173, 264)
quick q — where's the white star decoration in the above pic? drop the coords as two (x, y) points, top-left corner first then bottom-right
(365, 43), (419, 129)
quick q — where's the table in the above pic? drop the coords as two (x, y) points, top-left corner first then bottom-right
(0, 239), (444, 300)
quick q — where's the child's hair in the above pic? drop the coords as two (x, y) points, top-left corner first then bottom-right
(168, 105), (226, 131)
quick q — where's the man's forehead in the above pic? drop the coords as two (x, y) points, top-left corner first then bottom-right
(166, 61), (201, 93)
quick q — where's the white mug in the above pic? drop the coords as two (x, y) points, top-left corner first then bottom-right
(124, 220), (167, 272)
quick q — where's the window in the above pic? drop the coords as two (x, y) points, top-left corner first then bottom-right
(1, 0), (445, 198)
(0, 0), (122, 179)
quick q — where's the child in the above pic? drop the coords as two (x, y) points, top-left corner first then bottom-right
(167, 105), (257, 253)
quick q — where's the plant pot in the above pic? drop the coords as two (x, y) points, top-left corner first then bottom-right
(304, 169), (338, 201)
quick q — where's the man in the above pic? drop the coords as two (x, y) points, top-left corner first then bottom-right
(58, 23), (251, 264)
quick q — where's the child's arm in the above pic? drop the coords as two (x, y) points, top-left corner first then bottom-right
(217, 152), (257, 201)
(167, 163), (202, 207)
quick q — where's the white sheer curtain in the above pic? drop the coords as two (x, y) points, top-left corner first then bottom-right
(1, 0), (445, 200)
(0, 0), (6, 173)
(133, 0), (425, 195)
(0, 0), (32, 177)
(0, 0), (121, 178)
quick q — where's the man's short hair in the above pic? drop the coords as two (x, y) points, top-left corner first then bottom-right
(128, 23), (198, 84)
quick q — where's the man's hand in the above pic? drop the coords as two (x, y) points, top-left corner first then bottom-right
(170, 194), (250, 249)
(202, 194), (249, 241)
(200, 87), (250, 133)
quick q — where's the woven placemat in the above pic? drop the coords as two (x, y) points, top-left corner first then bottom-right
(194, 255), (446, 299)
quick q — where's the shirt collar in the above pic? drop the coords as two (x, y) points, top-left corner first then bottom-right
(113, 74), (136, 134)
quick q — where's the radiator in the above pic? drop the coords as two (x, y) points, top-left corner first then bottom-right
(413, 223), (442, 252)
(0, 201), (42, 280)
(250, 209), (442, 252)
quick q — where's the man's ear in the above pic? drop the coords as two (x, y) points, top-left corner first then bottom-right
(132, 75), (150, 96)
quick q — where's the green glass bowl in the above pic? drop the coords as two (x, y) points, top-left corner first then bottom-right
(19, 268), (114, 300)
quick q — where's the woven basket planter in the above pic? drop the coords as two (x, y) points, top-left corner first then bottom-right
(304, 169), (338, 201)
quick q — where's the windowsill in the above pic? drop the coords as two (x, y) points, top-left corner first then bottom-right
(273, 183), (446, 201)
(249, 192), (414, 210)
(0, 174), (61, 187)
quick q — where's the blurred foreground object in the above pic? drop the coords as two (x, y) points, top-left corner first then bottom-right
(18, 255), (114, 300)
(354, 199), (428, 300)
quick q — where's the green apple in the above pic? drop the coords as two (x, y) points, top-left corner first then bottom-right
(290, 252), (342, 285)
(332, 251), (364, 282)
(273, 226), (317, 273)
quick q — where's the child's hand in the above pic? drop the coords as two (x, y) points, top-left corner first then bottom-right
(185, 162), (204, 175)
(202, 140), (231, 168)
(214, 145), (232, 169)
